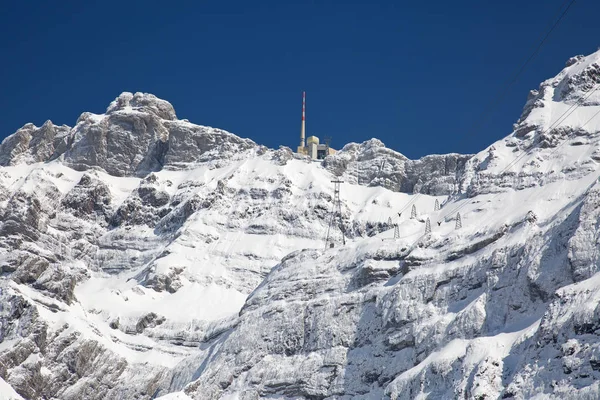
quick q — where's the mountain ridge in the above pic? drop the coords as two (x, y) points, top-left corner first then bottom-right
(1, 49), (600, 399)
(0, 92), (471, 197)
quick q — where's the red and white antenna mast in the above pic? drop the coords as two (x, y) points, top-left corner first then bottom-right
(300, 91), (306, 148)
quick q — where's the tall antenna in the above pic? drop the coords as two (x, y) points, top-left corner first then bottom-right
(300, 91), (306, 148)
(325, 180), (346, 248)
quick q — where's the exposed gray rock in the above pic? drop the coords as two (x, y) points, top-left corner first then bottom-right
(0, 121), (71, 166)
(325, 139), (471, 195)
(0, 92), (255, 178)
(61, 174), (113, 225)
(106, 92), (177, 121)
(111, 176), (172, 228)
(0, 285), (168, 400)
(65, 102), (170, 176)
(568, 186), (600, 282)
(163, 121), (256, 169)
(135, 312), (166, 333)
(144, 267), (184, 294)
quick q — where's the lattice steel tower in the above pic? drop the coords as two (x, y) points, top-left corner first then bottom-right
(325, 180), (346, 248)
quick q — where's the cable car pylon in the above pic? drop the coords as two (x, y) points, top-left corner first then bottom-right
(325, 180), (346, 248)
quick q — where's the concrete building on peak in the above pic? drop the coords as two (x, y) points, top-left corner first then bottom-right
(296, 92), (336, 160)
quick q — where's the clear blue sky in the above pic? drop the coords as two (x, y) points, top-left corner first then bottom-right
(1, 0), (598, 158)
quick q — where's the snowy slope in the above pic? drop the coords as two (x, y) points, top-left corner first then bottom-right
(165, 50), (600, 399)
(170, 165), (600, 399)
(0, 377), (24, 400)
(1, 49), (600, 399)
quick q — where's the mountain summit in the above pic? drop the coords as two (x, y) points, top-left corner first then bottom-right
(0, 92), (256, 176)
(2, 49), (600, 399)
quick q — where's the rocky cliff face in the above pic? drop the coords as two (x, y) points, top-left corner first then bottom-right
(2, 92), (257, 177)
(325, 139), (471, 195)
(2, 50), (600, 400)
(0, 121), (71, 167)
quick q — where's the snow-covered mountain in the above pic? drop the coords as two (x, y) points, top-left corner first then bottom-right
(2, 49), (600, 399)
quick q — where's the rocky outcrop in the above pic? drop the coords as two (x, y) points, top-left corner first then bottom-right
(325, 139), (471, 195)
(567, 186), (600, 282)
(64, 94), (171, 176)
(111, 174), (171, 228)
(106, 91), (177, 121)
(61, 174), (113, 225)
(0, 121), (71, 166)
(0, 92), (256, 178)
(0, 286), (168, 400)
(163, 121), (256, 169)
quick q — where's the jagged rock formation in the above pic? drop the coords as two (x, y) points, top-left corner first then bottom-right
(2, 49), (600, 399)
(2, 92), (257, 177)
(325, 139), (471, 195)
(0, 121), (71, 166)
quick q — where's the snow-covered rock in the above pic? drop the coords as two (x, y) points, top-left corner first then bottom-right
(325, 139), (471, 195)
(463, 50), (600, 198)
(0, 121), (71, 166)
(3, 49), (600, 399)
